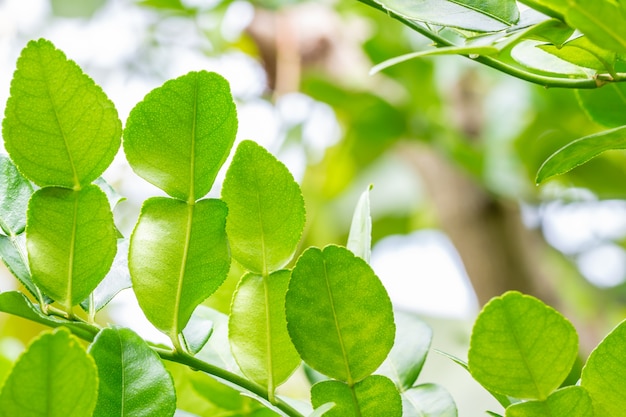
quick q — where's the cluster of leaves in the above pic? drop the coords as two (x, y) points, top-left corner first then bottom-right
(0, 39), (456, 417)
(360, 0), (626, 188)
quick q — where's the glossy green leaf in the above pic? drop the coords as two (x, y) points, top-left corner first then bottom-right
(181, 305), (214, 355)
(581, 319), (626, 417)
(0, 291), (99, 341)
(124, 71), (236, 201)
(222, 140), (305, 275)
(540, 36), (616, 73)
(2, 39), (121, 188)
(0, 328), (98, 417)
(468, 291), (578, 400)
(129, 197), (230, 340)
(402, 383), (458, 417)
(80, 238), (132, 313)
(505, 386), (593, 417)
(377, 310), (432, 390)
(285, 245), (395, 383)
(0, 155), (32, 236)
(565, 1), (626, 54)
(517, 0), (567, 20)
(27, 185), (117, 309)
(230, 270), (300, 391)
(536, 126), (626, 184)
(347, 185), (372, 263)
(576, 83), (626, 128)
(0, 235), (39, 299)
(371, 0), (519, 32)
(311, 375), (401, 417)
(89, 327), (176, 417)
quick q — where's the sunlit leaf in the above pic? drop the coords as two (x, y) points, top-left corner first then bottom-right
(222, 140), (305, 275)
(505, 386), (593, 417)
(565, 0), (626, 54)
(89, 327), (176, 417)
(540, 36), (616, 73)
(402, 383), (458, 417)
(0, 155), (32, 236)
(181, 305), (214, 355)
(468, 291), (578, 400)
(536, 126), (626, 184)
(2, 39), (121, 188)
(286, 245), (395, 383)
(0, 235), (39, 300)
(27, 185), (117, 310)
(347, 185), (373, 263)
(124, 71), (236, 201)
(517, 0), (567, 20)
(0, 328), (98, 417)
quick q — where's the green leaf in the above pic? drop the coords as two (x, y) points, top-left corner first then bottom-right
(0, 235), (38, 299)
(285, 245), (395, 383)
(181, 305), (214, 355)
(517, 0), (567, 20)
(124, 71), (237, 201)
(402, 383), (458, 417)
(0, 291), (99, 341)
(27, 185), (117, 309)
(311, 375), (401, 417)
(581, 319), (626, 417)
(129, 197), (230, 341)
(0, 328), (98, 417)
(2, 39), (121, 189)
(565, 1), (626, 54)
(347, 185), (373, 263)
(376, 310), (432, 390)
(371, 0), (519, 32)
(468, 291), (578, 400)
(230, 270), (301, 392)
(576, 83), (626, 128)
(195, 308), (242, 374)
(540, 36), (616, 73)
(89, 327), (176, 417)
(308, 403), (335, 417)
(536, 126), (626, 184)
(0, 155), (33, 236)
(222, 140), (305, 275)
(505, 386), (593, 417)
(189, 371), (245, 411)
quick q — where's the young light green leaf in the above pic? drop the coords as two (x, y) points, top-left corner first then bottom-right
(2, 39), (121, 189)
(402, 383), (458, 417)
(371, 0), (519, 32)
(0, 291), (99, 341)
(181, 305), (214, 355)
(27, 185), (117, 310)
(0, 328), (98, 417)
(540, 36), (616, 73)
(576, 83), (626, 128)
(581, 319), (626, 417)
(0, 235), (39, 299)
(505, 386), (593, 417)
(565, 0), (626, 54)
(222, 140), (305, 275)
(536, 126), (626, 184)
(347, 185), (373, 263)
(308, 403), (335, 417)
(0, 155), (33, 236)
(286, 245), (395, 383)
(230, 270), (301, 392)
(89, 327), (176, 417)
(376, 310), (432, 390)
(129, 197), (230, 341)
(468, 291), (578, 400)
(517, 0), (567, 20)
(124, 71), (237, 201)
(311, 375), (402, 417)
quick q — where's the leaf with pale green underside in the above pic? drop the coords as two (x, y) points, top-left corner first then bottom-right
(565, 0), (626, 54)
(2, 39), (121, 188)
(311, 376), (401, 417)
(124, 71), (236, 201)
(230, 270), (300, 391)
(195, 308), (242, 374)
(468, 291), (578, 400)
(576, 83), (626, 128)
(371, 0), (519, 32)
(377, 310), (432, 390)
(505, 386), (593, 417)
(222, 140), (305, 275)
(536, 126), (626, 184)
(0, 155), (32, 236)
(347, 185), (372, 263)
(181, 305), (214, 355)
(0, 235), (39, 299)
(27, 185), (117, 309)
(129, 197), (230, 339)
(89, 327), (176, 417)
(0, 291), (99, 341)
(540, 36), (616, 73)
(581, 319), (626, 417)
(0, 328), (98, 417)
(286, 245), (395, 383)
(402, 383), (458, 417)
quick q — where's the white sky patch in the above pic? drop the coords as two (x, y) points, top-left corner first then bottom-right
(577, 244), (626, 288)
